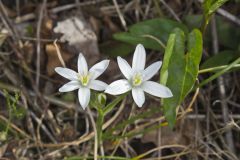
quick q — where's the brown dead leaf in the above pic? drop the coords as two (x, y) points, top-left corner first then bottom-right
(19, 41), (34, 64)
(0, 144), (8, 157)
(41, 17), (53, 39)
(142, 126), (185, 146)
(103, 15), (120, 33)
(53, 16), (99, 65)
(57, 123), (77, 142)
(45, 43), (72, 76)
(142, 119), (201, 146)
(89, 16), (101, 37)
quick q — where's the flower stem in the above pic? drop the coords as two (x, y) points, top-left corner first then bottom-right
(96, 108), (104, 155)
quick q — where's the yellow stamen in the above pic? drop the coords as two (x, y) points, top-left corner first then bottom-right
(78, 74), (90, 86)
(132, 73), (142, 86)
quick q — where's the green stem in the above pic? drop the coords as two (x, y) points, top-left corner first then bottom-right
(103, 106), (161, 140)
(66, 155), (129, 160)
(198, 57), (240, 87)
(153, 0), (164, 17)
(198, 64), (240, 74)
(5, 91), (11, 131)
(200, 15), (209, 35)
(96, 108), (104, 149)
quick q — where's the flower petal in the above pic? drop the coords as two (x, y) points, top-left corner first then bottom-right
(143, 61), (162, 81)
(59, 81), (80, 92)
(55, 67), (78, 80)
(132, 44), (146, 71)
(105, 79), (131, 95)
(132, 87), (145, 107)
(78, 87), (90, 110)
(78, 53), (88, 75)
(117, 56), (132, 80)
(88, 80), (107, 91)
(89, 60), (110, 80)
(142, 81), (173, 98)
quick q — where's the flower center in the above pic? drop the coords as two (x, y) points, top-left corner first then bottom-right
(78, 74), (90, 86)
(132, 73), (143, 86)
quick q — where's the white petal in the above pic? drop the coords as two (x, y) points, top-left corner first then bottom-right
(105, 79), (131, 95)
(78, 88), (90, 110)
(143, 61), (162, 81)
(55, 67), (78, 80)
(117, 56), (133, 80)
(132, 87), (145, 107)
(78, 53), (88, 75)
(132, 44), (146, 71)
(59, 81), (80, 92)
(142, 81), (173, 98)
(89, 60), (110, 80)
(88, 80), (107, 91)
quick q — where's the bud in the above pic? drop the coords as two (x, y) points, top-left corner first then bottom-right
(97, 93), (107, 106)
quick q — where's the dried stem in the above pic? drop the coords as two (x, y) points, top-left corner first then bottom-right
(211, 15), (236, 154)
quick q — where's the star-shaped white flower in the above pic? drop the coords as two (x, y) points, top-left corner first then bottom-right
(105, 44), (173, 107)
(55, 53), (109, 110)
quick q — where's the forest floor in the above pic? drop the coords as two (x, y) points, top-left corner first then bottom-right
(0, 0), (240, 159)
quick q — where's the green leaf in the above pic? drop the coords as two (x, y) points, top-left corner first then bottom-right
(199, 56), (240, 87)
(160, 33), (176, 85)
(103, 94), (126, 116)
(163, 28), (203, 128)
(217, 17), (240, 49)
(103, 106), (161, 140)
(183, 15), (203, 30)
(201, 50), (240, 69)
(203, 0), (212, 14)
(202, 0), (229, 34)
(100, 41), (135, 57)
(203, 0), (229, 16)
(113, 18), (188, 51)
(208, 0), (229, 15)
(185, 15), (240, 50)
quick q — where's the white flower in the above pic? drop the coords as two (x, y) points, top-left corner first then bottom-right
(105, 44), (173, 107)
(55, 53), (109, 110)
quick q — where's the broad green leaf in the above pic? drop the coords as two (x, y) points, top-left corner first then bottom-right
(184, 15), (240, 50)
(201, 51), (240, 69)
(163, 28), (203, 128)
(160, 33), (176, 85)
(217, 18), (240, 49)
(100, 41), (135, 57)
(113, 18), (188, 51)
(183, 15), (203, 30)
